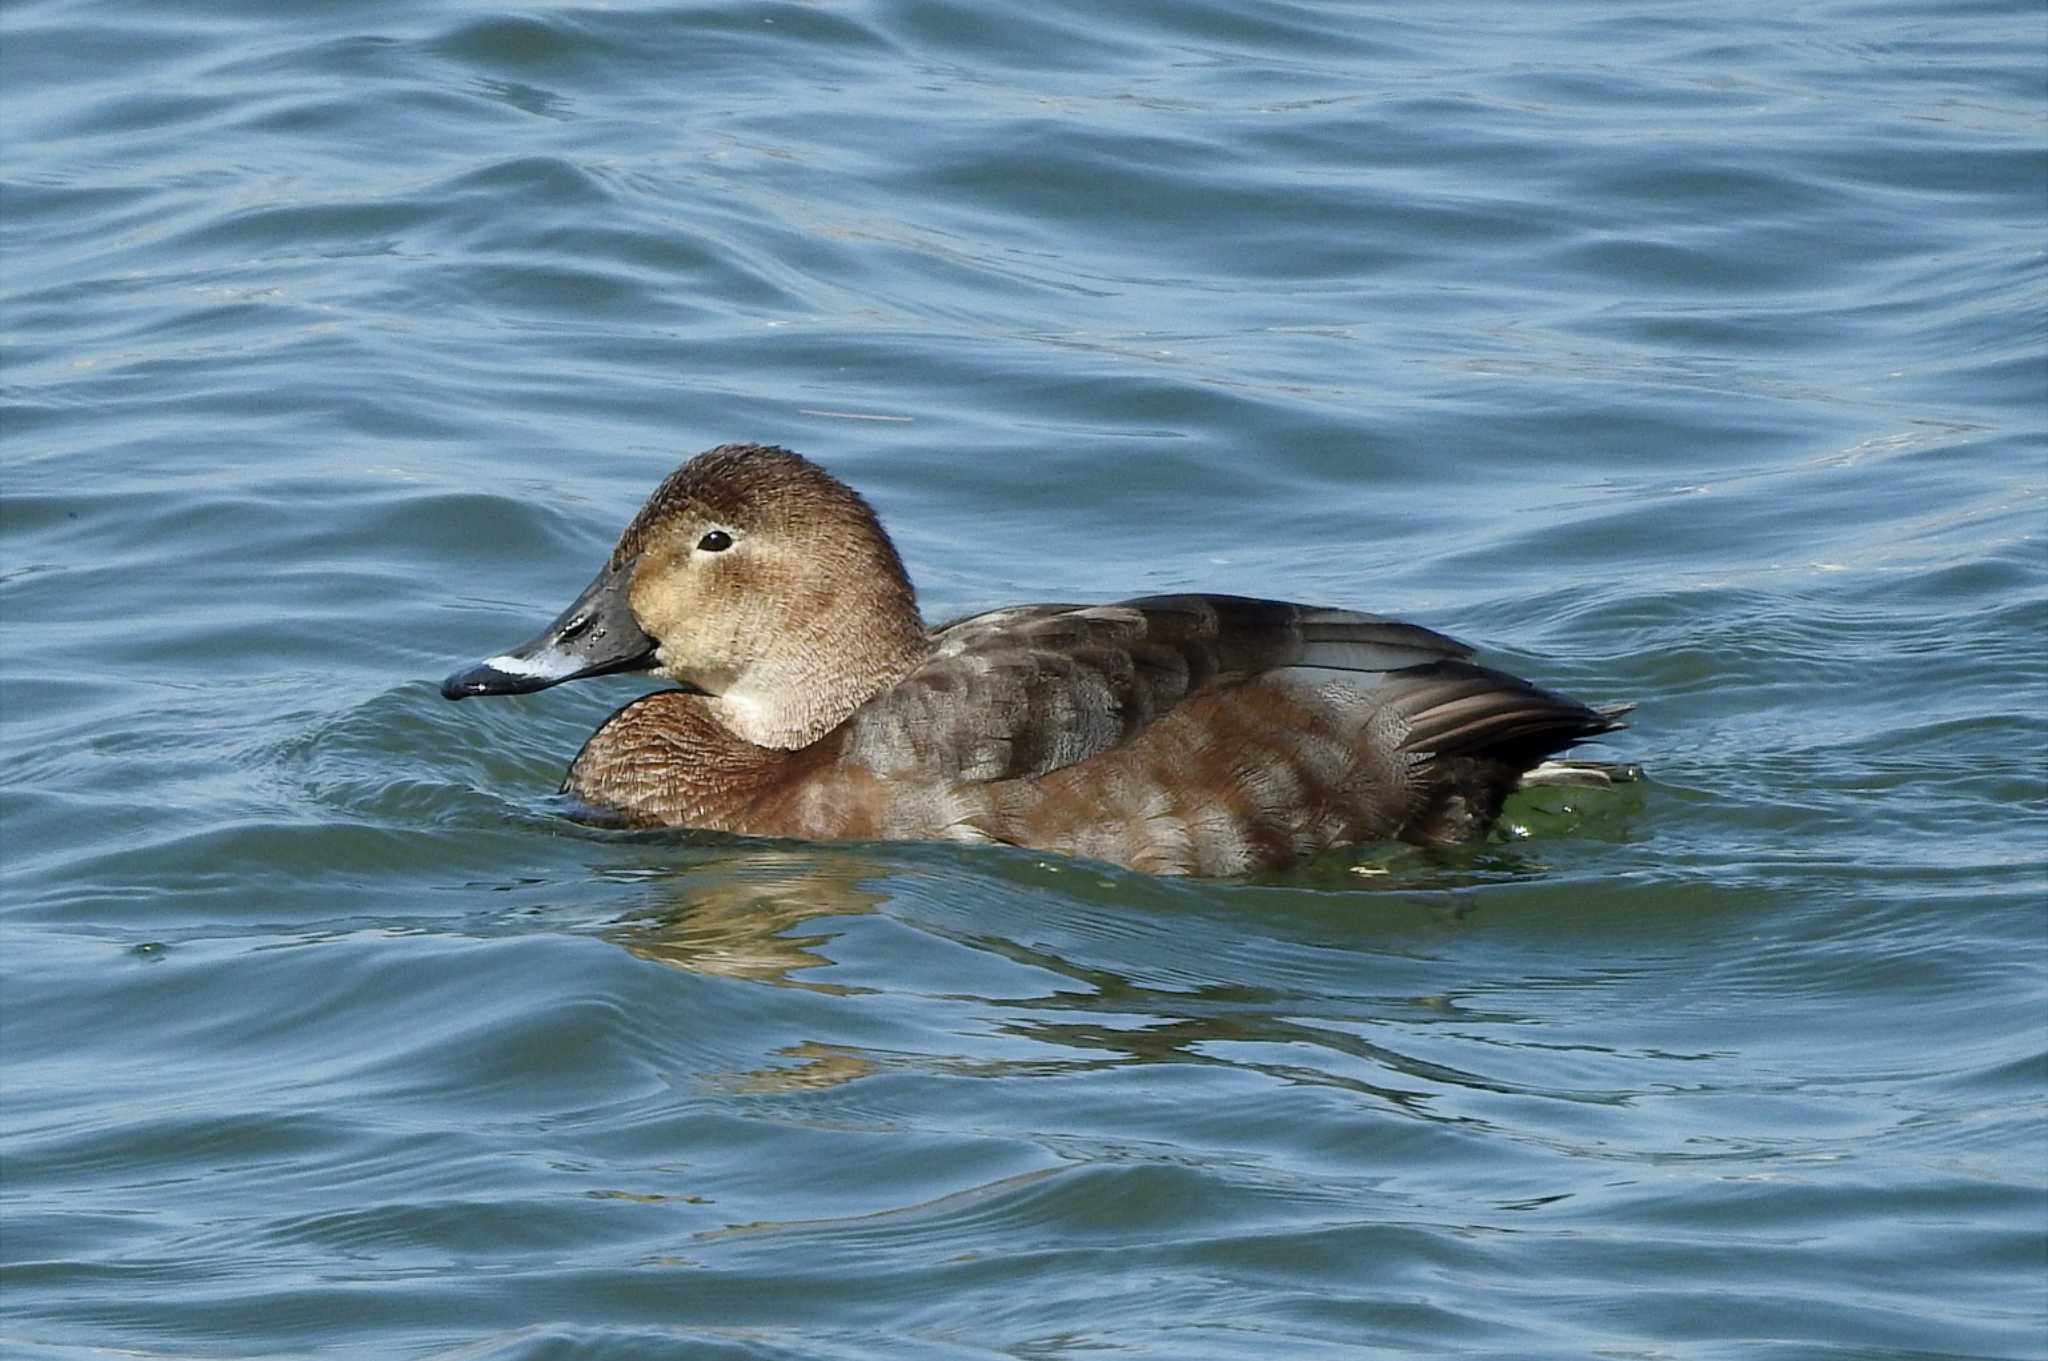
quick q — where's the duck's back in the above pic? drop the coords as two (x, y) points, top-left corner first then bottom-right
(841, 594), (1470, 779)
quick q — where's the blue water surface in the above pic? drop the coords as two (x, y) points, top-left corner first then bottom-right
(3, 1), (2044, 1357)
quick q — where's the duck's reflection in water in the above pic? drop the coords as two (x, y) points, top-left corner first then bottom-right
(593, 841), (1643, 1117)
(605, 845), (890, 994)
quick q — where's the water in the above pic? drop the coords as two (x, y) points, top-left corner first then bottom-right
(3, 0), (2044, 1356)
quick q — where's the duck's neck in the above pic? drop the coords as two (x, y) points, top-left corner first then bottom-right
(704, 560), (933, 752)
(713, 625), (929, 749)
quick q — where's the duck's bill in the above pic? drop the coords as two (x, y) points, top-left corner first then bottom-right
(440, 561), (657, 700)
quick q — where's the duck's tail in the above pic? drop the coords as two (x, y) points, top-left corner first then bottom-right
(1382, 667), (1637, 843)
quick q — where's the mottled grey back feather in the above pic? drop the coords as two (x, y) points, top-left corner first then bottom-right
(844, 593), (1475, 781)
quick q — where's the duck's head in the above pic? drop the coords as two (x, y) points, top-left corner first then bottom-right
(441, 443), (931, 749)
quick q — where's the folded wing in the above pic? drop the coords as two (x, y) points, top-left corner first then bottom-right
(841, 593), (1483, 782)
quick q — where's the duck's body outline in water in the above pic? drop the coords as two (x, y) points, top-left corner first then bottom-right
(443, 444), (1632, 875)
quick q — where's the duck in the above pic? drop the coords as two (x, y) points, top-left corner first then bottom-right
(441, 443), (1635, 876)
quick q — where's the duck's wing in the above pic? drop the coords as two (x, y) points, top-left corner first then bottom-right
(840, 593), (1475, 782)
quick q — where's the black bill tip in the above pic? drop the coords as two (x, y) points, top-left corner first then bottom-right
(440, 663), (557, 701)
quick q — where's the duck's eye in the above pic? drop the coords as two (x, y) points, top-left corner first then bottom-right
(696, 529), (734, 553)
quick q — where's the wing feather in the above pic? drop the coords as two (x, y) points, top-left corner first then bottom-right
(1386, 660), (1627, 760)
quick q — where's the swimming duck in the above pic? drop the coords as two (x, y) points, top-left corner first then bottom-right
(442, 443), (1632, 875)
